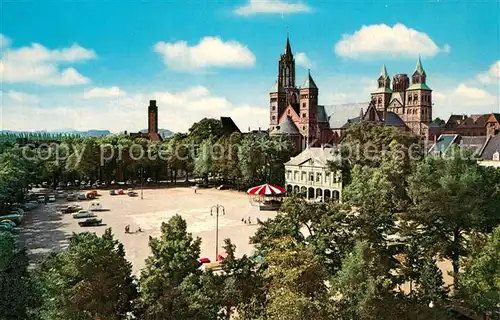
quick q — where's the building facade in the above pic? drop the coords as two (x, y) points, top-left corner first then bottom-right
(269, 36), (435, 152)
(370, 60), (433, 137)
(443, 113), (500, 136)
(284, 147), (342, 202)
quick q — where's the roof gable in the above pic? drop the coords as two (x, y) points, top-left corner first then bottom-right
(280, 105), (300, 123)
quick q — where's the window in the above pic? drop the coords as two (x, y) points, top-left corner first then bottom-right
(316, 173), (321, 182)
(302, 113), (306, 118)
(287, 109), (290, 115)
(325, 172), (330, 183)
(301, 172), (306, 181)
(271, 106), (276, 111)
(494, 152), (499, 161)
(414, 94), (418, 102)
(286, 170), (291, 179)
(294, 171), (298, 180)
(302, 126), (305, 130)
(302, 103), (306, 108)
(333, 176), (337, 183)
(271, 116), (276, 120)
(309, 173), (314, 182)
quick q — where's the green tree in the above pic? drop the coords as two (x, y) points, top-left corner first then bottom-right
(405, 151), (500, 283)
(264, 236), (331, 320)
(32, 229), (137, 320)
(458, 226), (500, 316)
(0, 231), (33, 320)
(137, 215), (203, 319)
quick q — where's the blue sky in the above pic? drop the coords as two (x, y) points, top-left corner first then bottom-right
(1, 0), (499, 132)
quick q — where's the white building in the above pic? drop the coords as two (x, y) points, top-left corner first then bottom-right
(284, 147), (342, 201)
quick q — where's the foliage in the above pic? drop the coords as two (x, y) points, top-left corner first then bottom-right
(0, 231), (33, 320)
(32, 229), (137, 320)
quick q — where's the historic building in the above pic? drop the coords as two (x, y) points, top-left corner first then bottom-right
(284, 147), (342, 202)
(370, 60), (433, 137)
(443, 113), (500, 136)
(130, 100), (162, 141)
(269, 36), (435, 153)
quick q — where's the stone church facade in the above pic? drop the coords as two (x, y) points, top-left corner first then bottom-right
(269, 37), (433, 151)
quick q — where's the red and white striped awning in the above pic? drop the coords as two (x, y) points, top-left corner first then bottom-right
(247, 184), (286, 196)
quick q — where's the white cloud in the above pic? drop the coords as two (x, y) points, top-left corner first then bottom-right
(454, 84), (496, 104)
(476, 60), (500, 85)
(84, 86), (126, 99)
(334, 23), (450, 59)
(295, 52), (314, 69)
(234, 0), (311, 16)
(1, 86), (269, 133)
(154, 37), (255, 71)
(0, 34), (10, 49)
(7, 90), (38, 103)
(0, 41), (96, 85)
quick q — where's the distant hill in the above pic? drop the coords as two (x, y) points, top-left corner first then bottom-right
(139, 129), (174, 139)
(0, 130), (111, 137)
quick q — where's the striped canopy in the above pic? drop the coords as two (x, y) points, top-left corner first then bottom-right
(247, 184), (286, 196)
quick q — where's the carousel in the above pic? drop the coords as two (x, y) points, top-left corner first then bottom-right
(247, 183), (287, 211)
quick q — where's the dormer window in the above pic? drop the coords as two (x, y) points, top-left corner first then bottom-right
(493, 151), (499, 161)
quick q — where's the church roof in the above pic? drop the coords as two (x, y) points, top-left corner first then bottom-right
(389, 92), (405, 105)
(270, 80), (284, 93)
(380, 64), (389, 79)
(372, 87), (393, 93)
(317, 105), (328, 123)
(301, 71), (318, 89)
(325, 102), (369, 129)
(381, 111), (407, 126)
(276, 116), (300, 135)
(407, 83), (432, 91)
(415, 56), (426, 75)
(285, 35), (293, 56)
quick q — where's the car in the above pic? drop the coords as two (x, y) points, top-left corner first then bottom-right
(128, 191), (138, 197)
(48, 195), (56, 202)
(117, 189), (125, 195)
(78, 218), (102, 227)
(67, 193), (77, 201)
(0, 220), (16, 228)
(147, 177), (152, 183)
(67, 182), (72, 187)
(77, 193), (86, 200)
(73, 211), (97, 219)
(37, 196), (46, 203)
(0, 224), (14, 232)
(61, 205), (82, 213)
(109, 190), (117, 195)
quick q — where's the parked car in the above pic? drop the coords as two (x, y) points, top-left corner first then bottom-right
(109, 190), (117, 195)
(61, 205), (82, 213)
(77, 193), (86, 200)
(37, 196), (46, 203)
(73, 211), (97, 219)
(78, 218), (102, 227)
(67, 193), (77, 201)
(0, 220), (16, 228)
(128, 191), (138, 197)
(117, 189), (125, 195)
(48, 195), (56, 202)
(0, 223), (14, 232)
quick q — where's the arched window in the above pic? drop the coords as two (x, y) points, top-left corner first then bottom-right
(414, 94), (418, 102)
(378, 97), (382, 104)
(408, 95), (412, 102)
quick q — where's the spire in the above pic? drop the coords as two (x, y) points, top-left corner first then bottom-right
(380, 64), (389, 79)
(301, 70), (317, 89)
(415, 55), (426, 75)
(284, 34), (292, 56)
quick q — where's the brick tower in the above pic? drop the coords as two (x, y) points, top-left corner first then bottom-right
(148, 100), (158, 134)
(299, 70), (319, 147)
(405, 57), (432, 136)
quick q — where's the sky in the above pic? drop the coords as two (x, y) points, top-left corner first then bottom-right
(0, 0), (499, 133)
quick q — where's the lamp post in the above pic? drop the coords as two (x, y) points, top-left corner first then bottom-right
(210, 204), (225, 260)
(140, 167), (143, 199)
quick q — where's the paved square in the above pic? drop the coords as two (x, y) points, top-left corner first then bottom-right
(20, 187), (277, 274)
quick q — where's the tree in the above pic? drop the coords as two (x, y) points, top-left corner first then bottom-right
(405, 150), (500, 284)
(32, 229), (137, 320)
(432, 118), (445, 126)
(263, 236), (331, 320)
(137, 215), (203, 319)
(0, 231), (33, 319)
(458, 226), (500, 316)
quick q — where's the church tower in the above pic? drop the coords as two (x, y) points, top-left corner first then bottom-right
(371, 64), (392, 111)
(299, 70), (318, 146)
(278, 35), (299, 108)
(405, 57), (432, 136)
(269, 80), (286, 132)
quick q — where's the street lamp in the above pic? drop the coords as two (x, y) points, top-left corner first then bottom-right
(140, 167), (144, 199)
(210, 204), (225, 260)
